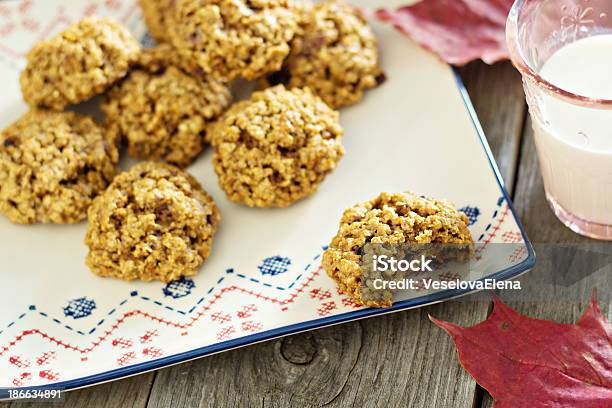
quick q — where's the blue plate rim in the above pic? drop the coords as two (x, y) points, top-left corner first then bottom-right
(0, 67), (536, 398)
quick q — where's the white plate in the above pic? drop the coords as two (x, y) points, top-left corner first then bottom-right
(0, 0), (533, 394)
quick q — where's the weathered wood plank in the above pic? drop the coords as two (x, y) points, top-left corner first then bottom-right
(147, 324), (362, 408)
(142, 60), (527, 408)
(6, 372), (155, 408)
(323, 301), (490, 408)
(480, 117), (612, 408)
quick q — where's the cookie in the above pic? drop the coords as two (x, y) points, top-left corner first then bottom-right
(322, 192), (474, 308)
(102, 47), (232, 168)
(85, 161), (220, 282)
(20, 18), (140, 110)
(264, 1), (382, 109)
(210, 85), (344, 207)
(140, 0), (175, 42)
(170, 0), (297, 80)
(0, 110), (118, 224)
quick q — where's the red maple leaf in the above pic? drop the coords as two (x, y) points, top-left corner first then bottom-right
(374, 0), (514, 65)
(431, 291), (612, 407)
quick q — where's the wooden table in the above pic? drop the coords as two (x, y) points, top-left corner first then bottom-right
(8, 61), (611, 408)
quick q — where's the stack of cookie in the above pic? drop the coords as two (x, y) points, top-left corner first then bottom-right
(0, 1), (384, 286)
(0, 1), (476, 308)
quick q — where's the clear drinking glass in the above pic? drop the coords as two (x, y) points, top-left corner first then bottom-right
(507, 0), (612, 240)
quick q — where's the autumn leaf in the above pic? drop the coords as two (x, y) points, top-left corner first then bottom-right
(430, 291), (612, 408)
(374, 0), (514, 65)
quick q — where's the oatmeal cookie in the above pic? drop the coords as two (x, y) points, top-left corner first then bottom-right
(210, 85), (344, 207)
(102, 48), (232, 168)
(170, 0), (297, 80)
(85, 161), (220, 282)
(20, 18), (140, 110)
(140, 0), (175, 42)
(0, 110), (118, 224)
(322, 192), (474, 308)
(264, 1), (382, 109)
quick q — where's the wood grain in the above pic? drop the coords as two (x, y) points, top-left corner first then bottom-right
(147, 324), (362, 407)
(322, 301), (490, 408)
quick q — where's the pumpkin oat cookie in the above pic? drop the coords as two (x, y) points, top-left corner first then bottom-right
(20, 18), (140, 110)
(264, 1), (382, 109)
(170, 0), (298, 80)
(209, 85), (344, 208)
(0, 110), (119, 224)
(101, 46), (232, 168)
(85, 162), (220, 283)
(322, 192), (474, 308)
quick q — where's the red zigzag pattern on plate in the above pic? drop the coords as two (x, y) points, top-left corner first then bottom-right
(0, 0), (139, 59)
(0, 268), (321, 357)
(0, 204), (513, 359)
(475, 204), (511, 260)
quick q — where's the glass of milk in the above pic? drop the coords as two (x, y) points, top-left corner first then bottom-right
(507, 0), (612, 239)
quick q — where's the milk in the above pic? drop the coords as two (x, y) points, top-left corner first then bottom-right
(532, 34), (612, 226)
